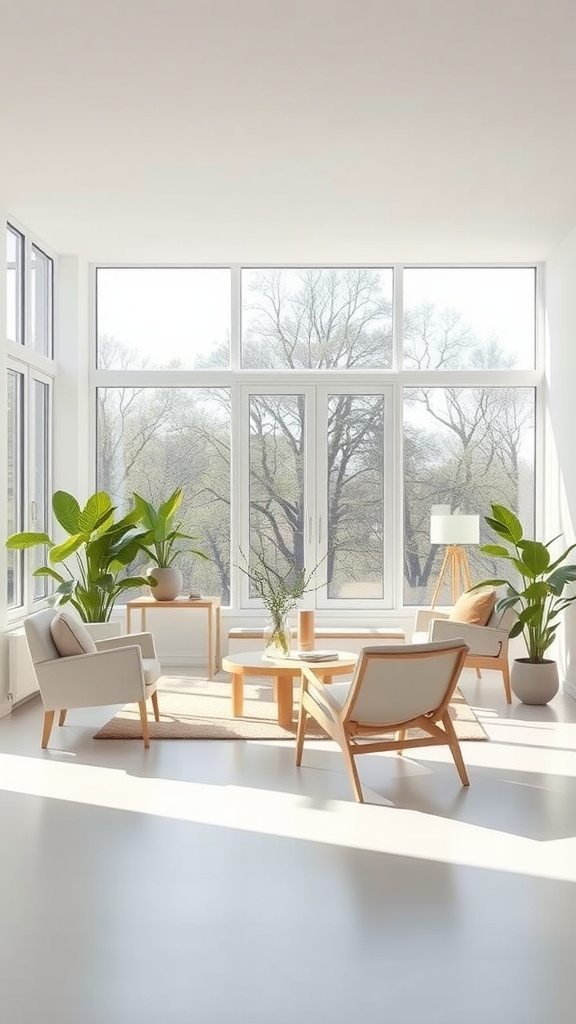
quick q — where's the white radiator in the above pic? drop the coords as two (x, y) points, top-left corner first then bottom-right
(8, 630), (39, 705)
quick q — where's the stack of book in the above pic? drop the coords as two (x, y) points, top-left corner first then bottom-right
(292, 650), (339, 662)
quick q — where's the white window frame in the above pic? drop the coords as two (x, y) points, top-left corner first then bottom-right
(6, 357), (54, 623)
(91, 262), (543, 614)
(4, 219), (56, 626)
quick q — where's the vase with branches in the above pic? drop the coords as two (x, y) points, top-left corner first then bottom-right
(237, 547), (323, 656)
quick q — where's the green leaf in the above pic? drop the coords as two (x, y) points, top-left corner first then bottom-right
(480, 544), (512, 558)
(132, 492), (156, 529)
(50, 534), (85, 563)
(52, 491), (81, 534)
(511, 557), (533, 578)
(158, 488), (183, 523)
(516, 540), (550, 576)
(469, 578), (509, 591)
(5, 531), (52, 549)
(487, 504), (523, 543)
(33, 567), (65, 583)
(547, 565), (576, 595)
(115, 576), (151, 592)
(509, 621), (524, 639)
(79, 492), (114, 533)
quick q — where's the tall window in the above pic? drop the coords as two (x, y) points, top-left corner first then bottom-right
(97, 386), (231, 602)
(95, 264), (539, 610)
(5, 223), (55, 614)
(7, 370), (24, 607)
(6, 225), (23, 344)
(31, 245), (54, 357)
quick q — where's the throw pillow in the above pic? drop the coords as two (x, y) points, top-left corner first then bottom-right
(50, 611), (98, 657)
(448, 588), (496, 626)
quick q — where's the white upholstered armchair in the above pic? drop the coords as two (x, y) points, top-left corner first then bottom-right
(296, 639), (470, 803)
(24, 608), (162, 749)
(412, 602), (516, 703)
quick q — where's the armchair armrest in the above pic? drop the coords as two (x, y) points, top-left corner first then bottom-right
(300, 663), (343, 714)
(35, 645), (147, 710)
(429, 618), (509, 657)
(95, 632), (157, 659)
(414, 609), (450, 632)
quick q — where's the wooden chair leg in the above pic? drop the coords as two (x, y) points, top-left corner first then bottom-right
(501, 661), (512, 704)
(395, 727), (406, 755)
(150, 690), (160, 722)
(475, 668), (482, 680)
(295, 704), (308, 766)
(58, 709), (67, 727)
(339, 733), (364, 803)
(442, 712), (470, 786)
(41, 710), (55, 749)
(138, 701), (150, 749)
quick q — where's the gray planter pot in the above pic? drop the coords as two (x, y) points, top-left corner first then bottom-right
(146, 566), (182, 601)
(510, 658), (559, 705)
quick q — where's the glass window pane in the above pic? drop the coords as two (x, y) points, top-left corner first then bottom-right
(248, 395), (305, 584)
(327, 394), (385, 599)
(7, 370), (25, 608)
(31, 245), (54, 357)
(7, 226), (24, 344)
(96, 269), (231, 370)
(403, 268), (536, 370)
(403, 386), (535, 605)
(32, 380), (50, 600)
(96, 387), (231, 602)
(242, 268), (393, 369)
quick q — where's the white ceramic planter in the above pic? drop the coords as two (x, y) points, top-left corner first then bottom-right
(510, 658), (559, 705)
(84, 621), (123, 640)
(146, 567), (183, 601)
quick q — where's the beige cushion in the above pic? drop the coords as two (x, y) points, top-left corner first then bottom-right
(50, 612), (97, 657)
(449, 589), (496, 626)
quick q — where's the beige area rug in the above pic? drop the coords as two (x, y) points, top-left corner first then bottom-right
(94, 674), (489, 742)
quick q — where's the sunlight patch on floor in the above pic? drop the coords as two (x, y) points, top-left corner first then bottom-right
(2, 750), (576, 883)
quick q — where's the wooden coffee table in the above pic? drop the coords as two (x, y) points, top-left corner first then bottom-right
(221, 650), (358, 730)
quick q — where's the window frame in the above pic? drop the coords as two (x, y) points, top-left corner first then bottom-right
(4, 219), (56, 624)
(91, 262), (543, 613)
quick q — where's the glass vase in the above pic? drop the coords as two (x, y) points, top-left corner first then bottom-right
(263, 612), (291, 658)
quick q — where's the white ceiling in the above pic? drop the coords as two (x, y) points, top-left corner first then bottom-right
(2, 0), (576, 263)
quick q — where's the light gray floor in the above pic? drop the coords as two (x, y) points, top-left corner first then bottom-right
(1, 667), (576, 1024)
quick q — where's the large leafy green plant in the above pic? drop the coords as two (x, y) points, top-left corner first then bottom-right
(5, 490), (151, 622)
(133, 488), (208, 568)
(473, 503), (576, 663)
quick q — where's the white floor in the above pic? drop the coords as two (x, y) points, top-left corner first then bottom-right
(1, 667), (576, 1024)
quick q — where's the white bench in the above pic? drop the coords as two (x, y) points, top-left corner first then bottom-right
(227, 626), (406, 655)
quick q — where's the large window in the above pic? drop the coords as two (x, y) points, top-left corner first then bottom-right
(96, 268), (231, 370)
(241, 268), (393, 369)
(95, 264), (540, 610)
(97, 386), (231, 602)
(5, 223), (55, 614)
(403, 386), (535, 605)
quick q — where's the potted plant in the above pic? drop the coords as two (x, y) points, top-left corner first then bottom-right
(5, 490), (151, 624)
(237, 546), (322, 657)
(133, 487), (208, 601)
(472, 503), (576, 704)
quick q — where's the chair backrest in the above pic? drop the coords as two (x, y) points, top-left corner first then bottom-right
(24, 608), (61, 665)
(486, 605), (516, 631)
(342, 639), (468, 725)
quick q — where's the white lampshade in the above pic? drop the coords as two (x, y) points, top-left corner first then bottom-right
(430, 514), (480, 545)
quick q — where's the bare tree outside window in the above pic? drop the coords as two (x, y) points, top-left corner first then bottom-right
(242, 268), (393, 369)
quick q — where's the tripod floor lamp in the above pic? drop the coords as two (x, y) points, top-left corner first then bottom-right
(430, 511), (480, 607)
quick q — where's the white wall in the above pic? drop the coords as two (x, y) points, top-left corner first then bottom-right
(545, 224), (576, 696)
